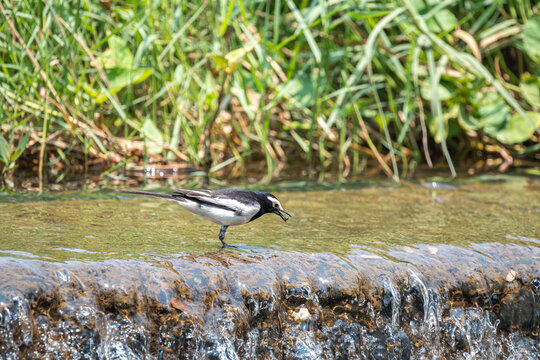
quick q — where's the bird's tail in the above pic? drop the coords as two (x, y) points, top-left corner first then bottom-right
(117, 189), (175, 200)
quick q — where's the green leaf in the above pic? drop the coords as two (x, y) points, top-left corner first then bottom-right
(420, 79), (454, 101)
(427, 115), (447, 143)
(282, 74), (315, 109)
(426, 10), (457, 34)
(475, 92), (509, 136)
(82, 83), (99, 97)
(10, 133), (29, 163)
(108, 36), (134, 68)
(458, 91), (510, 134)
(283, 121), (311, 130)
(225, 43), (255, 71)
(96, 49), (116, 69)
(209, 54), (228, 73)
(496, 111), (540, 144)
(219, 0), (236, 36)
(458, 104), (481, 131)
(375, 115), (390, 131)
(409, 0), (457, 33)
(447, 118), (460, 139)
(89, 68), (154, 103)
(481, 111), (505, 137)
(519, 74), (540, 108)
(346, 11), (392, 19)
(96, 36), (134, 69)
(210, 43), (255, 74)
(523, 16), (540, 58)
(427, 106), (459, 143)
(173, 64), (184, 85)
(0, 134), (10, 165)
(141, 118), (164, 154)
(109, 68), (153, 87)
(409, 0), (436, 11)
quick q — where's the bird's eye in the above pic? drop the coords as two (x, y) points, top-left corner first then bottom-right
(274, 203), (278, 207)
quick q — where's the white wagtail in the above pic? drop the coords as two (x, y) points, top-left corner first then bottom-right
(118, 188), (291, 247)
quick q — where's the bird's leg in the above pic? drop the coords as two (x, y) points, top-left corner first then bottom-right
(218, 225), (229, 247)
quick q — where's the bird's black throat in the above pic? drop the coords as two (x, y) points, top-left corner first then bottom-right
(248, 192), (289, 223)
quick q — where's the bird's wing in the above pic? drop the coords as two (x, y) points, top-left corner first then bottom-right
(172, 189), (258, 215)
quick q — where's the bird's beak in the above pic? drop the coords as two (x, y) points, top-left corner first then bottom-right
(274, 207), (291, 222)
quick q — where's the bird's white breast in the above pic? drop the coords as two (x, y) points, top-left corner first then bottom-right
(170, 198), (260, 226)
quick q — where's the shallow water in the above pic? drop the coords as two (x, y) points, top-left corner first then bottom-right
(0, 177), (538, 359)
(0, 178), (538, 261)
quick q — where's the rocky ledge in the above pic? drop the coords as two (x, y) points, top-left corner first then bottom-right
(0, 242), (538, 359)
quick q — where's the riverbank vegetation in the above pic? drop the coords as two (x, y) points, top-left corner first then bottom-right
(1, 0), (539, 190)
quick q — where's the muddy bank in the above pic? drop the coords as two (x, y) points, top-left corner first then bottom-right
(0, 242), (538, 359)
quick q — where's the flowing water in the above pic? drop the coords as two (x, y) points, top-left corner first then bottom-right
(0, 177), (538, 359)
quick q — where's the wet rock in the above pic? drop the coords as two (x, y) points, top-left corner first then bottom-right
(1, 247), (539, 359)
(364, 328), (411, 360)
(381, 287), (394, 319)
(317, 285), (363, 324)
(290, 332), (322, 360)
(284, 284), (313, 306)
(242, 291), (276, 327)
(442, 308), (503, 358)
(505, 270), (517, 282)
(501, 334), (538, 358)
(532, 277), (540, 295)
(290, 306), (311, 323)
(322, 319), (362, 358)
(176, 323), (200, 358)
(442, 321), (467, 351)
(203, 335), (236, 360)
(500, 289), (538, 332)
(403, 282), (424, 320)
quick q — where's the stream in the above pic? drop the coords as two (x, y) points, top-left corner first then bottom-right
(0, 177), (538, 359)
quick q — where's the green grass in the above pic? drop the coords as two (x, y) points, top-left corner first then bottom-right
(0, 0), (539, 190)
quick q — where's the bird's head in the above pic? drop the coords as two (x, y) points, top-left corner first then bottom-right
(260, 193), (291, 222)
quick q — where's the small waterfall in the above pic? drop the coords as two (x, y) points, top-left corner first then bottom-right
(0, 244), (538, 359)
(382, 278), (401, 330)
(407, 268), (442, 356)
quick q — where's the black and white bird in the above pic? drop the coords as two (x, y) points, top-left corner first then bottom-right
(118, 188), (291, 247)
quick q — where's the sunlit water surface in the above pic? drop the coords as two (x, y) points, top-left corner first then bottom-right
(0, 178), (538, 260)
(0, 177), (538, 359)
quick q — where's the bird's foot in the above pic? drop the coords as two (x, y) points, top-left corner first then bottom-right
(220, 241), (237, 249)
